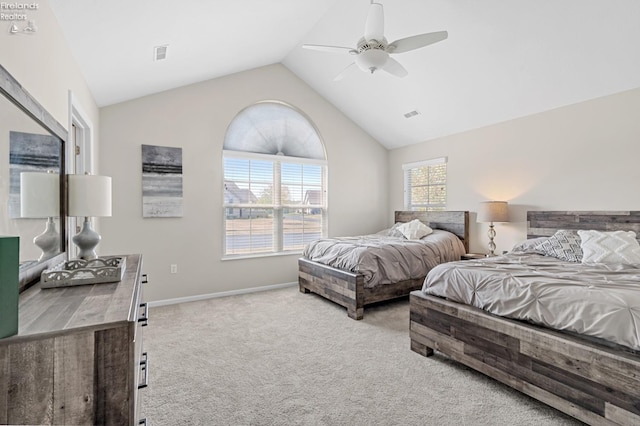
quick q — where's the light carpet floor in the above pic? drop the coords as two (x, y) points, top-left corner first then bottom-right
(140, 286), (582, 425)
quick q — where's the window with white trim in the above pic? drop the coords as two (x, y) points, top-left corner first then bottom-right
(403, 157), (447, 211)
(223, 102), (327, 257)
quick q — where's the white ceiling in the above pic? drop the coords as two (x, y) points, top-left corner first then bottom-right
(49, 0), (640, 150)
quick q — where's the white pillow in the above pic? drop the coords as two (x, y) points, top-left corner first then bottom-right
(578, 230), (640, 265)
(396, 219), (433, 240)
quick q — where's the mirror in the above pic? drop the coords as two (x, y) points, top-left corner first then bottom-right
(0, 65), (67, 291)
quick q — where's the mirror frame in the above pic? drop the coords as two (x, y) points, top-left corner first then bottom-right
(0, 64), (68, 292)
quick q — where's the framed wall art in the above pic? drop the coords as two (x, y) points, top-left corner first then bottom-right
(141, 144), (183, 218)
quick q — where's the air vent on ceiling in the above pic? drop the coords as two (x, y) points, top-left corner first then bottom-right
(404, 110), (420, 119)
(154, 45), (168, 61)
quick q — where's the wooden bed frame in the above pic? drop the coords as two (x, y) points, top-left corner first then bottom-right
(299, 210), (469, 320)
(410, 211), (640, 426)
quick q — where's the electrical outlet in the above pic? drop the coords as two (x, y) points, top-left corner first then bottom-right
(170, 264), (178, 274)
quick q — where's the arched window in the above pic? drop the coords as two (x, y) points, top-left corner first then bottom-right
(223, 101), (327, 257)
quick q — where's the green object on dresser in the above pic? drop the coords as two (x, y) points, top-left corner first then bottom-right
(0, 236), (19, 339)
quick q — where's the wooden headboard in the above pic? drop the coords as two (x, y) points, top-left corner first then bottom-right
(528, 211), (640, 243)
(395, 210), (469, 252)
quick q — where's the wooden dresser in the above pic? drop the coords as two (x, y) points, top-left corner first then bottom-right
(0, 254), (148, 426)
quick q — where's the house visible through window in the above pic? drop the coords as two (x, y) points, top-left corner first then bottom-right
(223, 101), (327, 257)
(403, 157), (447, 211)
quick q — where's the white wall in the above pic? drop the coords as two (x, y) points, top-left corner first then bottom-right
(389, 87), (640, 255)
(99, 64), (389, 302)
(1, 1), (99, 261)
(0, 1), (98, 137)
(12, 3), (638, 301)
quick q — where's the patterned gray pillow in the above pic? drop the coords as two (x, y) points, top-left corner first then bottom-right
(511, 236), (548, 253)
(377, 222), (405, 238)
(534, 230), (583, 262)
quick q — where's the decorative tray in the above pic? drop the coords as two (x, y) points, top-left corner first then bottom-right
(41, 256), (126, 289)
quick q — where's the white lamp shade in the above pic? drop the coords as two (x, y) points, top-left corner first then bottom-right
(477, 201), (509, 223)
(68, 174), (112, 217)
(20, 172), (60, 218)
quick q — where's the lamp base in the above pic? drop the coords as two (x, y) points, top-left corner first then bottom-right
(72, 218), (101, 260)
(486, 223), (497, 256)
(34, 217), (60, 261)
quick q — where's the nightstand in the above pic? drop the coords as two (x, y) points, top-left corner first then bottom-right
(461, 253), (488, 260)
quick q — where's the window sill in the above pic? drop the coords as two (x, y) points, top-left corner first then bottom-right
(221, 251), (303, 261)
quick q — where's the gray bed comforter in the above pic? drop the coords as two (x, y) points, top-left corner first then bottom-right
(303, 229), (466, 288)
(422, 252), (640, 351)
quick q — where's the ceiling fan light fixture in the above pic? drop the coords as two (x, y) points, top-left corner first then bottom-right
(355, 49), (388, 74)
(304, 2), (448, 80)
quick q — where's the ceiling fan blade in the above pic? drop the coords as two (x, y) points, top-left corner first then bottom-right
(364, 2), (384, 42)
(388, 31), (448, 54)
(302, 44), (355, 54)
(333, 62), (358, 81)
(382, 57), (408, 78)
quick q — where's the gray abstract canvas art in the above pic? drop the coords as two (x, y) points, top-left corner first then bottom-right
(141, 144), (183, 218)
(9, 131), (61, 218)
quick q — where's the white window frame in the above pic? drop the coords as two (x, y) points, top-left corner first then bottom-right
(222, 150), (328, 259)
(403, 157), (447, 211)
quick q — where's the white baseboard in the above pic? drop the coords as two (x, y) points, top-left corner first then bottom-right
(147, 281), (298, 308)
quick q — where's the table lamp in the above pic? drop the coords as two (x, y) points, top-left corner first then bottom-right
(477, 201), (509, 256)
(20, 171), (60, 261)
(68, 174), (112, 260)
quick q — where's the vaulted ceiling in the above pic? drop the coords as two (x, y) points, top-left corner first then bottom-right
(49, 0), (640, 149)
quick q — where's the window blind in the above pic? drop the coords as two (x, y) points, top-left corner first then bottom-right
(223, 151), (327, 256)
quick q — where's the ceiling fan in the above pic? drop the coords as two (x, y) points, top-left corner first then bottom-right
(302, 1), (448, 81)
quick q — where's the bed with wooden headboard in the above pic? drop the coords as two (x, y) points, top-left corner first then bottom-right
(410, 211), (640, 425)
(299, 210), (469, 320)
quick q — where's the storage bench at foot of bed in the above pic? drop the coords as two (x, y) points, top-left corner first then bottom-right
(409, 291), (640, 426)
(299, 258), (423, 320)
